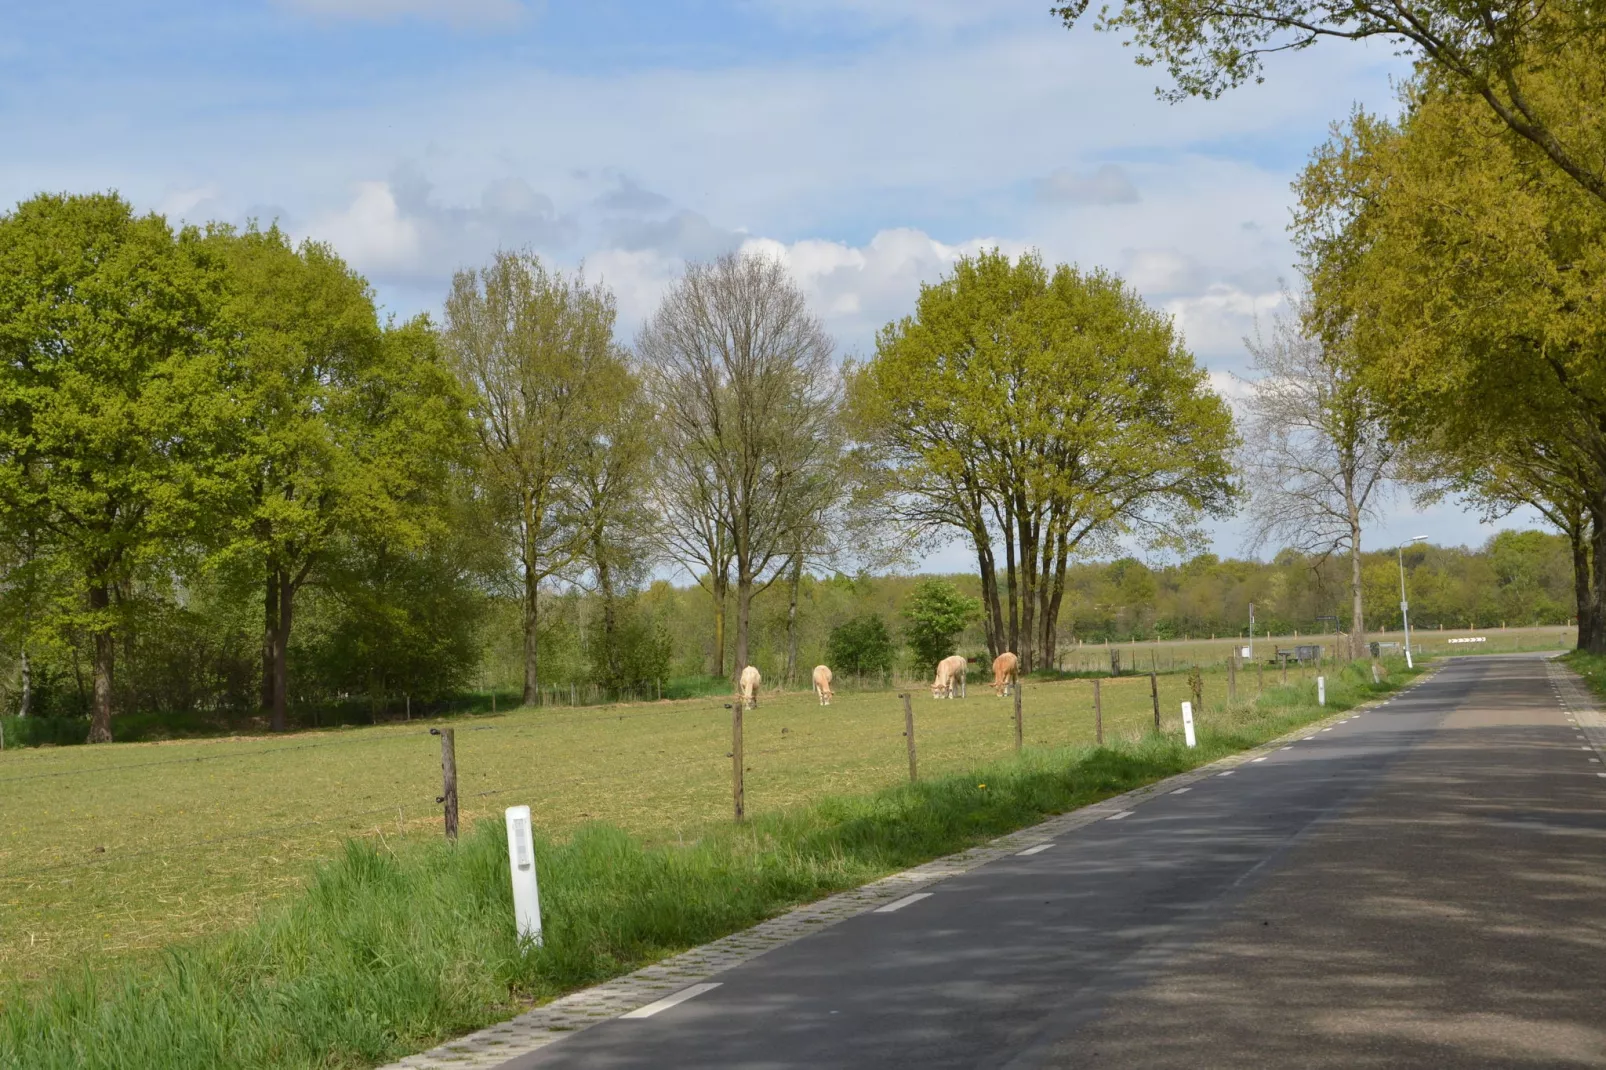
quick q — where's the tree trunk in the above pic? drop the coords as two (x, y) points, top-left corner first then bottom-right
(784, 554), (802, 687)
(262, 568), (279, 715)
(734, 569), (753, 679)
(1587, 503), (1606, 654)
(1002, 502), (1019, 658)
(1040, 525), (1069, 665)
(1347, 501), (1367, 661)
(271, 570), (293, 732)
(597, 551), (618, 688)
(1015, 501), (1039, 672)
(18, 647), (30, 718)
(87, 582), (113, 743)
(974, 524), (1003, 659)
(522, 563), (541, 705)
(1570, 518), (1594, 651)
(710, 567), (729, 678)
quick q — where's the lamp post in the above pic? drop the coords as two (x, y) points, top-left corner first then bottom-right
(1398, 536), (1427, 668)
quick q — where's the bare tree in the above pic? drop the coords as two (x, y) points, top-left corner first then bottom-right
(1240, 289), (1393, 659)
(639, 252), (839, 680)
(444, 252), (616, 705)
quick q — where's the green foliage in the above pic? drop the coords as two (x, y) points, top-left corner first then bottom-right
(585, 595), (672, 693)
(826, 614), (896, 676)
(849, 249), (1237, 669)
(901, 579), (981, 669)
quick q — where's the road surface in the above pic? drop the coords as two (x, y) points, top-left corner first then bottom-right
(496, 654), (1606, 1069)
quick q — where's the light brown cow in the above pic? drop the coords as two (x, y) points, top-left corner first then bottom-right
(811, 664), (834, 706)
(931, 654), (968, 699)
(991, 651), (1019, 697)
(738, 665), (761, 710)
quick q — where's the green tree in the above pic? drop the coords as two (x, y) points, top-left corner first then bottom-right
(0, 193), (220, 742)
(1294, 63), (1606, 650)
(204, 226), (468, 729)
(1054, 0), (1606, 206)
(849, 249), (1236, 672)
(825, 614), (896, 677)
(443, 253), (617, 705)
(901, 579), (981, 671)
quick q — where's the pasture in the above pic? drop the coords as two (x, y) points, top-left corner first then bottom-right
(0, 656), (1352, 990)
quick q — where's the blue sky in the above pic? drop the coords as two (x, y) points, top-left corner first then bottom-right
(2, 0), (1544, 567)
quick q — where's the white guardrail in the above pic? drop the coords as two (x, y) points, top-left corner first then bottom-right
(1447, 637), (1487, 644)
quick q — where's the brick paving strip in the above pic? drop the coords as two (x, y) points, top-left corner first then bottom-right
(383, 668), (1444, 1070)
(1550, 656), (1606, 757)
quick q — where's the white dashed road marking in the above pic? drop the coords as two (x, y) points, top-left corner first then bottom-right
(620, 984), (721, 1019)
(1170, 788), (1192, 795)
(875, 893), (933, 914)
(1017, 843), (1054, 857)
(1108, 811), (1134, 821)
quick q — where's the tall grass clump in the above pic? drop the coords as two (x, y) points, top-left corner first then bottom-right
(0, 657), (1420, 1070)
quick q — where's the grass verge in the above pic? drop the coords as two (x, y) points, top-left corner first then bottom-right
(1559, 649), (1606, 702)
(0, 657), (1422, 1070)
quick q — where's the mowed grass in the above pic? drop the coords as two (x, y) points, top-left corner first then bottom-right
(0, 657), (1422, 1069)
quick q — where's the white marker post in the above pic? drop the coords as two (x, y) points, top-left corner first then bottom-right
(1317, 676), (1326, 706)
(1181, 701), (1197, 748)
(504, 805), (544, 946)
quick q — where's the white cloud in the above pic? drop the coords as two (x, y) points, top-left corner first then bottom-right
(277, 0), (525, 23)
(306, 181), (423, 272)
(740, 228), (1026, 352)
(1165, 284), (1285, 363)
(1035, 164), (1140, 206)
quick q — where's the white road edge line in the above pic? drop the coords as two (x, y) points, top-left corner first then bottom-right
(1171, 787), (1192, 794)
(1219, 771), (1236, 777)
(621, 983), (722, 1019)
(874, 892), (933, 913)
(1017, 843), (1055, 856)
(1108, 811), (1134, 820)
(1251, 757), (1268, 763)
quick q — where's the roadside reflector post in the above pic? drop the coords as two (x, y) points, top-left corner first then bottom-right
(1318, 676), (1326, 706)
(504, 805), (544, 946)
(1181, 701), (1197, 748)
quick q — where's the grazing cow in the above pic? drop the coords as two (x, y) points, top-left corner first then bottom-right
(738, 665), (762, 710)
(931, 654), (968, 699)
(991, 651), (1019, 697)
(812, 664), (834, 706)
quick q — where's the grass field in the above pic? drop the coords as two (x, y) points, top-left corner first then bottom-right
(1, 652), (1377, 990)
(0, 656), (1424, 1069)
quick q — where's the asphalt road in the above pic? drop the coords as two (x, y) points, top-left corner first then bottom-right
(498, 655), (1606, 1069)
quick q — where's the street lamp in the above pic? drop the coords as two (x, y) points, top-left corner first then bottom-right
(1398, 536), (1428, 668)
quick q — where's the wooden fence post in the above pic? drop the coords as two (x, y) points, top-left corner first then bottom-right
(1094, 677), (1103, 746)
(433, 727), (458, 841)
(1150, 671), (1161, 731)
(1013, 678), (1023, 753)
(1258, 657), (1265, 693)
(1227, 653), (1237, 704)
(1189, 666), (1203, 715)
(732, 696), (745, 822)
(902, 693), (918, 782)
